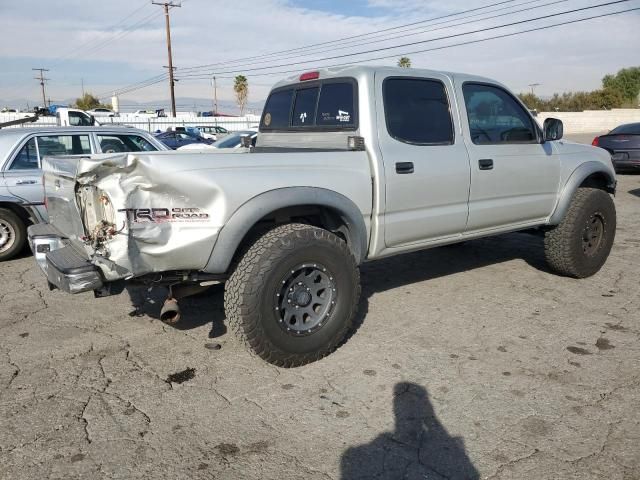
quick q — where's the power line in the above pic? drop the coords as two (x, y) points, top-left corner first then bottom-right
(179, 6), (640, 81)
(179, 0), (566, 75)
(50, 3), (151, 64)
(180, 0), (521, 73)
(102, 4), (639, 98)
(101, 0), (549, 97)
(179, 0), (634, 77)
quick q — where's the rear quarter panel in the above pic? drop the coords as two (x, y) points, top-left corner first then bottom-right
(63, 150), (372, 279)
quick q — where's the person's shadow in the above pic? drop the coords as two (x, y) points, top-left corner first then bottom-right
(341, 382), (479, 480)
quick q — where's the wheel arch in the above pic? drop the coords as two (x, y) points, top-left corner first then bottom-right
(548, 162), (616, 225)
(0, 197), (36, 226)
(203, 187), (369, 274)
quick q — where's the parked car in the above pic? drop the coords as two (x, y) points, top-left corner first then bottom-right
(27, 66), (616, 368)
(154, 130), (213, 150)
(195, 125), (229, 141)
(87, 108), (118, 118)
(0, 127), (167, 261)
(592, 123), (640, 173)
(212, 130), (257, 149)
(133, 110), (157, 116)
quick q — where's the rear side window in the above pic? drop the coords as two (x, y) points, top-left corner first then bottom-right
(262, 89), (293, 129)
(261, 79), (357, 131)
(37, 135), (91, 156)
(97, 134), (157, 153)
(10, 138), (39, 170)
(384, 78), (453, 145)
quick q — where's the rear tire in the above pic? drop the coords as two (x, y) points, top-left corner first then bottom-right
(0, 208), (27, 262)
(224, 223), (360, 367)
(544, 187), (616, 278)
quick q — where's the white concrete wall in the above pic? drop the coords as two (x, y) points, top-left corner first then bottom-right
(537, 109), (640, 134)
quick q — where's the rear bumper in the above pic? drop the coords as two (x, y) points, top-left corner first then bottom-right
(27, 224), (103, 294)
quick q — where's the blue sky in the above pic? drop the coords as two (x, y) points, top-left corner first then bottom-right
(0, 0), (638, 112)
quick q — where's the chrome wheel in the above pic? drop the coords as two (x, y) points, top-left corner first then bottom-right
(0, 220), (15, 254)
(275, 263), (336, 336)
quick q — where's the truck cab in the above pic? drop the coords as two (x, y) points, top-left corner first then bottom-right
(56, 108), (98, 127)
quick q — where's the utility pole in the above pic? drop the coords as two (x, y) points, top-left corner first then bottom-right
(528, 83), (541, 95)
(211, 76), (218, 117)
(32, 68), (50, 108)
(152, 1), (181, 117)
(81, 78), (85, 97)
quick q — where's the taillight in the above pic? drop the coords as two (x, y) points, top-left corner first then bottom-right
(592, 136), (599, 146)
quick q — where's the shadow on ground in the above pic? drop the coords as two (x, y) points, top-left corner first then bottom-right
(341, 382), (479, 479)
(629, 187), (640, 198)
(127, 231), (548, 341)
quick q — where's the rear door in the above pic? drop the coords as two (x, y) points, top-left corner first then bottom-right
(3, 136), (44, 210)
(377, 73), (471, 247)
(5, 134), (92, 211)
(457, 82), (560, 231)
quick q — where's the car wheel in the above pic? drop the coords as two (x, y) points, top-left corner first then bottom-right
(0, 208), (27, 262)
(544, 187), (616, 278)
(224, 223), (360, 367)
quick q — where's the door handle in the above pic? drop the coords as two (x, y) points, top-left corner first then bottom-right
(396, 162), (414, 174)
(478, 159), (494, 170)
(15, 179), (37, 185)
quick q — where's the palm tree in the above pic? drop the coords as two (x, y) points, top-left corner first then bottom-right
(397, 57), (412, 68)
(234, 75), (249, 115)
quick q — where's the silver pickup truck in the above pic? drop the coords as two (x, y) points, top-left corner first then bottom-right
(28, 66), (616, 367)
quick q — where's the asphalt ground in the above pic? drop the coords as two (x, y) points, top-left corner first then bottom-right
(1, 134), (638, 479)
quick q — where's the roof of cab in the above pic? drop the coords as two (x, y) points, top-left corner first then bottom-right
(270, 65), (504, 91)
(0, 126), (148, 140)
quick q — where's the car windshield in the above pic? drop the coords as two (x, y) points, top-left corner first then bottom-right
(215, 131), (255, 148)
(609, 123), (640, 135)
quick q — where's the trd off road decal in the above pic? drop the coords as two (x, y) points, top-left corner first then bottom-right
(118, 207), (209, 223)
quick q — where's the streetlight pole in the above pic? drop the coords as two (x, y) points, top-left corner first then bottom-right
(528, 83), (541, 95)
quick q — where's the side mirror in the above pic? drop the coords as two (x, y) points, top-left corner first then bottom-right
(543, 118), (563, 142)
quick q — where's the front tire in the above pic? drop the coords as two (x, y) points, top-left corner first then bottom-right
(544, 187), (616, 278)
(0, 208), (27, 262)
(224, 223), (360, 367)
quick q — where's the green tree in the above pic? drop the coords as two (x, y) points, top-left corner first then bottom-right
(397, 57), (412, 68)
(601, 66), (640, 103)
(234, 75), (249, 115)
(73, 93), (111, 111)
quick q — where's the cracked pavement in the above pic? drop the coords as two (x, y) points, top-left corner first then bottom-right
(1, 140), (638, 479)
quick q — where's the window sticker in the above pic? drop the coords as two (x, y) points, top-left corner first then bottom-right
(264, 113), (272, 127)
(299, 112), (308, 123)
(336, 110), (351, 122)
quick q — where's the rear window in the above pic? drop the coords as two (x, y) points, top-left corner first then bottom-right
(292, 88), (319, 126)
(261, 79), (357, 131)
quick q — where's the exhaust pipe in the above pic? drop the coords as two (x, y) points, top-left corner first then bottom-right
(160, 297), (181, 325)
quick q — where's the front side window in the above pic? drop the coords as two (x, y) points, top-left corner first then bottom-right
(68, 111), (93, 126)
(97, 134), (157, 153)
(10, 138), (39, 170)
(463, 83), (537, 144)
(384, 78), (454, 145)
(37, 135), (91, 156)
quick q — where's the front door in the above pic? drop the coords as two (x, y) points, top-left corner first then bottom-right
(377, 73), (471, 247)
(457, 82), (560, 231)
